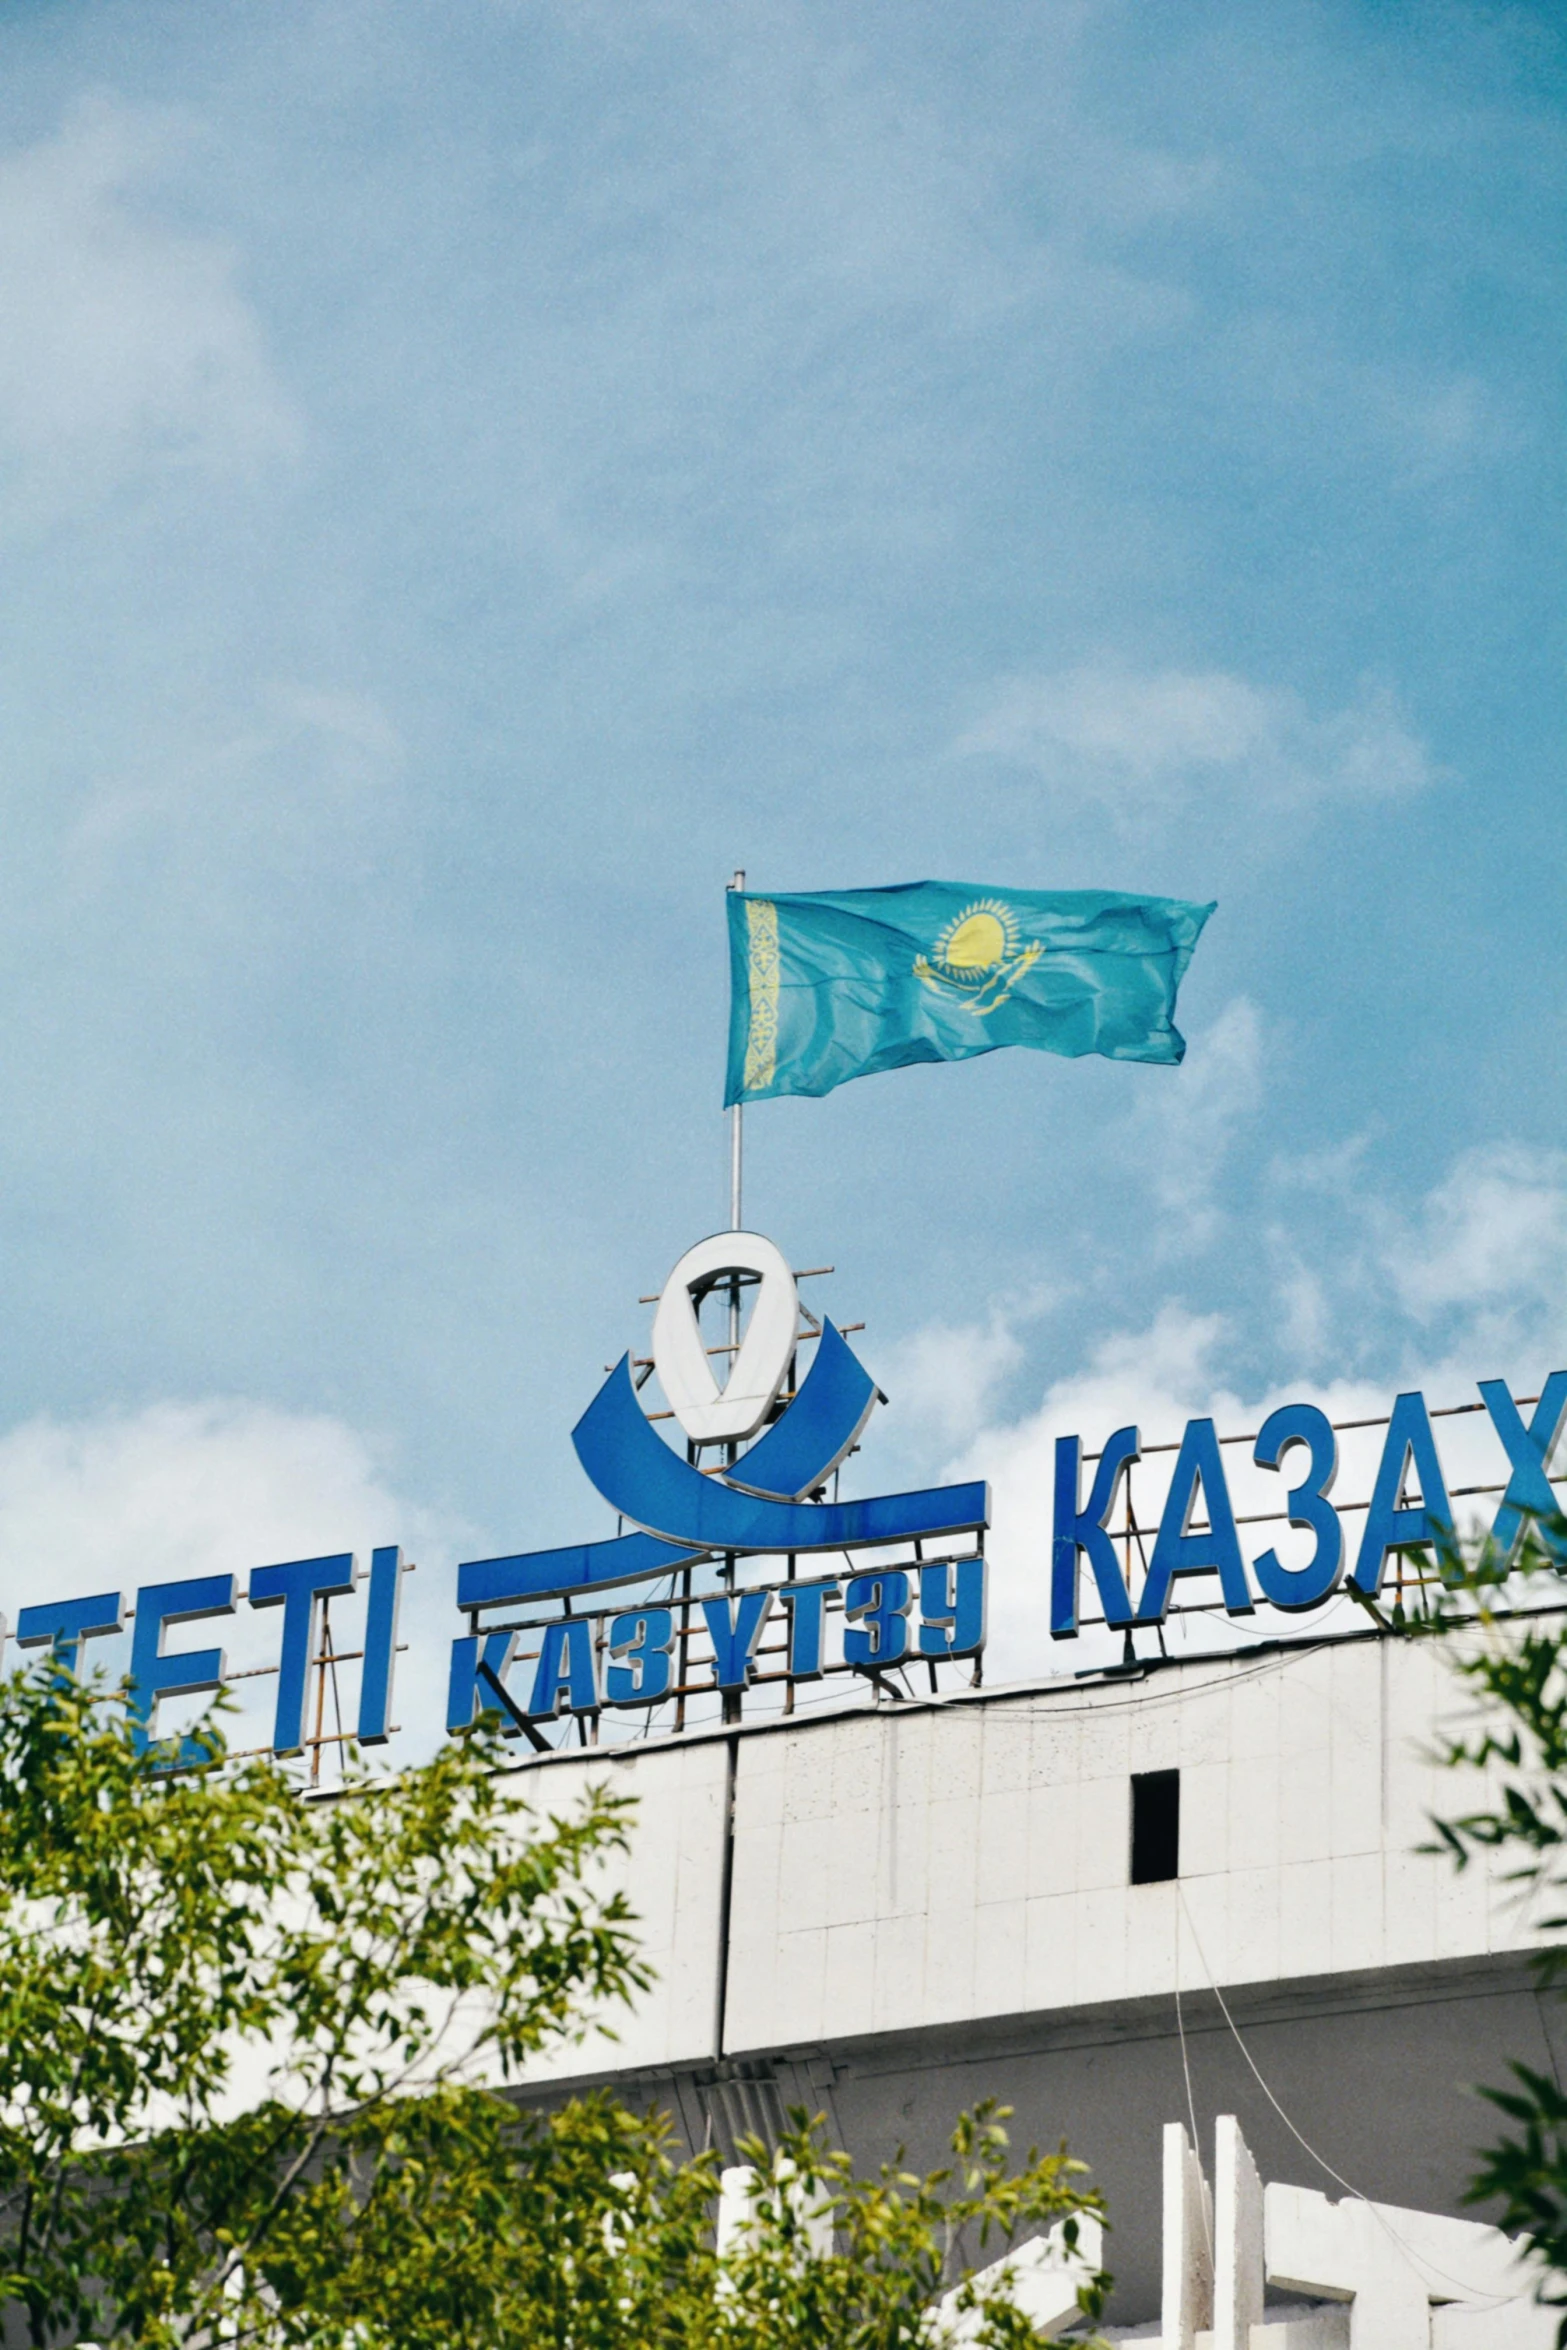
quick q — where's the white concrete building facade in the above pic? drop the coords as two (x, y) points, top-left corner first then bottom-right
(512, 1622), (1566, 2331)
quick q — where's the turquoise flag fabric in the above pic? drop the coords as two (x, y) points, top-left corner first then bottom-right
(724, 883), (1215, 1105)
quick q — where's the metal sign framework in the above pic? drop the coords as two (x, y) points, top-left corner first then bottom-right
(456, 1264), (989, 1753)
(466, 1537), (989, 1754)
(451, 1380), (1565, 1756)
(222, 1562), (416, 1780)
(202, 1385), (1566, 1774)
(1090, 1389), (1562, 1651)
(186, 1288), (1564, 1774)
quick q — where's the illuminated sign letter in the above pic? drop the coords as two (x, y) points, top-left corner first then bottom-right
(1051, 1429), (1139, 1637)
(357, 1545), (403, 1745)
(128, 1575), (235, 1762)
(701, 1591), (774, 1691)
(528, 1619), (599, 1717)
(1138, 1418), (1251, 1622)
(447, 1630), (517, 1733)
(16, 1591), (123, 1678)
(1350, 1390), (1453, 1596)
(248, 1553), (357, 1757)
(604, 1608), (676, 1707)
(1251, 1405), (1343, 1612)
(778, 1580), (836, 1680)
(917, 1559), (986, 1658)
(843, 1570), (911, 1669)
(1480, 1371), (1567, 1566)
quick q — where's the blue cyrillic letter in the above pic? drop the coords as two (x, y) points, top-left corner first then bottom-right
(1481, 1372), (1567, 1567)
(1138, 1418), (1251, 1622)
(1351, 1391), (1453, 1595)
(1052, 1429), (1139, 1636)
(702, 1591), (773, 1691)
(357, 1546), (403, 1744)
(249, 1553), (357, 1756)
(447, 1630), (517, 1732)
(778, 1581), (836, 1680)
(604, 1608), (675, 1706)
(843, 1571), (911, 1669)
(917, 1559), (986, 1658)
(1251, 1404), (1342, 1612)
(528, 1619), (599, 1717)
(128, 1575), (235, 1762)
(16, 1591), (123, 1679)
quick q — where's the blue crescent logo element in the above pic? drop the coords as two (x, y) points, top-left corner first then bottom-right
(573, 1333), (986, 1553)
(456, 1314), (989, 1612)
(690, 1317), (876, 1500)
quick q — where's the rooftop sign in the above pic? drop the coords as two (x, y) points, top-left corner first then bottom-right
(7, 1231), (1564, 1764)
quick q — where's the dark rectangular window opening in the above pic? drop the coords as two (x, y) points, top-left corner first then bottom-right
(1131, 1769), (1180, 1884)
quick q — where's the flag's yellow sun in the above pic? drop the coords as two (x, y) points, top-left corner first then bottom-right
(936, 900), (1018, 971)
(917, 897), (1038, 1011)
(943, 911), (1007, 970)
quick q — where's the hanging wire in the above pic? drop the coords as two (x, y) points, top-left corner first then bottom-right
(1176, 1884), (1516, 2311)
(1173, 1970), (1214, 2269)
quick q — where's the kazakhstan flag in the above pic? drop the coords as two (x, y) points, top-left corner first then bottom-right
(725, 882), (1214, 1106)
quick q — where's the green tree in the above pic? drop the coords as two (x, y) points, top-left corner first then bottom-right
(0, 1664), (1109, 2349)
(1381, 1516), (1567, 2339)
(695, 2104), (1106, 2350)
(251, 2094), (1107, 2350)
(0, 1662), (642, 2348)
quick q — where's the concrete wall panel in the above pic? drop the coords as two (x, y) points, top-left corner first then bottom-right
(513, 1735), (727, 2084)
(721, 1641), (1531, 2055)
(508, 1634), (1557, 2327)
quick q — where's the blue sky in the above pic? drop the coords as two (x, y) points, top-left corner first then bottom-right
(0, 0), (1559, 1738)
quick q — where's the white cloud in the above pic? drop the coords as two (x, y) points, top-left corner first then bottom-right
(1129, 996), (1263, 1249)
(69, 683), (407, 868)
(1384, 1142), (1567, 1335)
(1274, 1263), (1332, 1366)
(956, 663), (1432, 826)
(0, 1399), (468, 1766)
(925, 1137), (1567, 1683)
(0, 96), (299, 527)
(878, 1305), (1028, 1453)
(941, 1301), (1534, 1684)
(1260, 1138), (1567, 1390)
(944, 1302), (1244, 1671)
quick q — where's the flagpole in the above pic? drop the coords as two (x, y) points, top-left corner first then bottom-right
(724, 869), (745, 1678)
(730, 1098), (742, 1230)
(728, 869), (744, 1230)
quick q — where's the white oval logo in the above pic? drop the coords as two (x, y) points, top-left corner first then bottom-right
(651, 1232), (798, 1445)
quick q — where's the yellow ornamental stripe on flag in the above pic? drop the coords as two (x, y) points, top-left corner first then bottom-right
(743, 897), (780, 1093)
